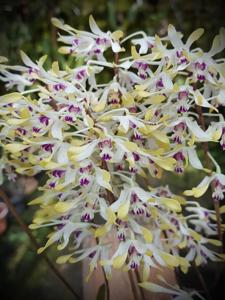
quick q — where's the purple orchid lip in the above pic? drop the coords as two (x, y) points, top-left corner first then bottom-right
(222, 127), (225, 135)
(176, 50), (183, 58)
(80, 177), (90, 186)
(221, 142), (225, 151)
(200, 250), (208, 258)
(76, 69), (86, 80)
(140, 63), (148, 70)
(130, 121), (137, 129)
(81, 213), (91, 222)
(156, 78), (164, 89)
(177, 105), (188, 113)
(16, 127), (27, 135)
(195, 61), (206, 71)
(132, 152), (140, 161)
(88, 250), (97, 258)
(49, 182), (56, 188)
(96, 37), (108, 45)
(39, 115), (50, 126)
(204, 211), (209, 217)
(132, 207), (145, 215)
(101, 153), (112, 161)
(180, 58), (188, 64)
(178, 90), (188, 100)
(139, 73), (147, 80)
(109, 98), (120, 104)
(98, 139), (112, 149)
(174, 122), (186, 131)
(128, 246), (136, 255)
(116, 164), (124, 171)
(197, 74), (206, 81)
(175, 166), (184, 173)
(74, 230), (82, 238)
(153, 169), (158, 176)
(64, 115), (73, 122)
(32, 126), (41, 133)
(53, 83), (66, 91)
(133, 132), (142, 140)
(220, 128), (225, 150)
(129, 167), (138, 173)
(135, 61), (148, 70)
(173, 151), (185, 161)
(171, 217), (179, 226)
(72, 38), (79, 45)
(129, 106), (137, 113)
(214, 179), (223, 188)
(52, 169), (65, 178)
(130, 261), (138, 269)
(172, 135), (182, 144)
(42, 143), (54, 152)
(131, 193), (138, 204)
(79, 163), (93, 174)
(28, 67), (39, 74)
(117, 233), (126, 241)
(94, 49), (101, 54)
(68, 105), (81, 113)
(176, 51), (188, 63)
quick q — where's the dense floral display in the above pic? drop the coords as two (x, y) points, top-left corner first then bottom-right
(0, 16), (225, 299)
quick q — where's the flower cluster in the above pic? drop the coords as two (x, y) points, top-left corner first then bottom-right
(0, 16), (225, 298)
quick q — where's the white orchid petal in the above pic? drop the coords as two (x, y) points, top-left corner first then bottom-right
(168, 24), (183, 49)
(89, 15), (104, 35)
(187, 148), (203, 170)
(186, 28), (204, 48)
(139, 282), (180, 295)
(185, 118), (210, 141)
(51, 121), (63, 140)
(111, 41), (122, 53)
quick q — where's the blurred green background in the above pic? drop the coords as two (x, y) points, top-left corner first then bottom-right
(1, 0), (225, 64)
(0, 1), (225, 300)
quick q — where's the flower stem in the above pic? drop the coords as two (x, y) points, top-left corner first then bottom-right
(101, 266), (110, 300)
(134, 268), (146, 300)
(113, 50), (140, 300)
(0, 188), (81, 300)
(95, 237), (110, 300)
(192, 262), (212, 300)
(128, 269), (140, 300)
(114, 53), (119, 76)
(101, 160), (116, 204)
(195, 104), (223, 246)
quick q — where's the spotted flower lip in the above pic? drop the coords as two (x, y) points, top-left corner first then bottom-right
(42, 143), (54, 152)
(178, 90), (189, 100)
(1, 16), (225, 299)
(32, 126), (41, 133)
(39, 115), (50, 125)
(52, 169), (65, 178)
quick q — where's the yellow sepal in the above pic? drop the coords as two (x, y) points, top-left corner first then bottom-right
(112, 253), (127, 269)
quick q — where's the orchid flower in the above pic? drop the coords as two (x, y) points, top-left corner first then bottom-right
(0, 16), (225, 299)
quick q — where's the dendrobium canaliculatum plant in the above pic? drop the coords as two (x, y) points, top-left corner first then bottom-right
(1, 16), (225, 299)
